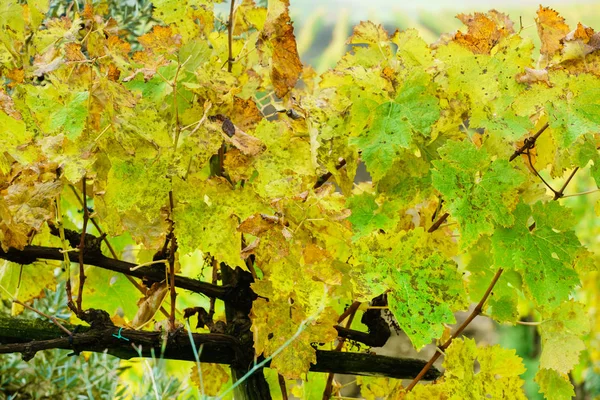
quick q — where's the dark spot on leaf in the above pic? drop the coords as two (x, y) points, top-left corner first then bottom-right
(222, 118), (235, 137)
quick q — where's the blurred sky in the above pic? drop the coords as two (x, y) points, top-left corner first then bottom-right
(289, 0), (599, 23)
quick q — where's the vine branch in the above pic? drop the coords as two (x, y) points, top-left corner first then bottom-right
(314, 159), (347, 189)
(76, 176), (89, 315)
(406, 267), (504, 391)
(323, 301), (360, 399)
(0, 313), (439, 379)
(0, 245), (233, 301)
(509, 122), (549, 162)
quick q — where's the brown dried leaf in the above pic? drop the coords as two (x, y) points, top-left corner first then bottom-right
(536, 6), (570, 57)
(224, 148), (253, 181)
(64, 42), (86, 61)
(5, 68), (24, 88)
(454, 10), (513, 54)
(260, 0), (302, 98)
(561, 23), (600, 61)
(0, 89), (22, 119)
(138, 25), (181, 54)
(131, 281), (168, 329)
(221, 122), (265, 156)
(238, 214), (277, 236)
(231, 97), (263, 132)
(516, 68), (550, 85)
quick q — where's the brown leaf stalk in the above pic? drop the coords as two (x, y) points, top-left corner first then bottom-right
(428, 212), (449, 233)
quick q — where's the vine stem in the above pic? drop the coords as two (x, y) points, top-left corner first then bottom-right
(278, 374), (288, 400)
(405, 268), (504, 392)
(168, 191), (177, 331)
(554, 167), (579, 200)
(323, 302), (361, 399)
(227, 0), (236, 73)
(76, 176), (89, 315)
(55, 196), (75, 313)
(314, 159), (347, 189)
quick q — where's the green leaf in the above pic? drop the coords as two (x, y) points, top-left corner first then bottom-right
(346, 192), (400, 239)
(538, 300), (590, 374)
(491, 202), (581, 309)
(49, 91), (89, 140)
(354, 229), (467, 349)
(432, 140), (525, 248)
(547, 72), (600, 147)
(535, 369), (575, 400)
(351, 71), (439, 180)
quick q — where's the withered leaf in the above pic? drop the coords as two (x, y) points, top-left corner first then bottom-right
(131, 281), (168, 329)
(536, 6), (570, 57)
(454, 10), (513, 54)
(259, 0), (302, 98)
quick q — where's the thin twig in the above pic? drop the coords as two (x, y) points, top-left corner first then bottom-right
(69, 185), (170, 319)
(337, 301), (360, 324)
(172, 59), (183, 149)
(561, 188), (600, 198)
(0, 284), (73, 337)
(554, 167), (579, 200)
(323, 301), (360, 399)
(526, 150), (557, 195)
(76, 177), (89, 314)
(406, 268), (504, 392)
(16, 299), (72, 336)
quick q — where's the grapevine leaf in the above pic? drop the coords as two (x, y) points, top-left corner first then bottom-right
(454, 11), (514, 54)
(190, 364), (229, 396)
(347, 21), (389, 46)
(346, 192), (401, 240)
(536, 6), (570, 58)
(391, 28), (433, 68)
(49, 91), (89, 140)
(250, 298), (337, 379)
(535, 369), (575, 400)
(432, 140), (525, 248)
(491, 202), (581, 309)
(354, 229), (467, 349)
(102, 156), (171, 227)
(258, 0), (302, 98)
(351, 71), (439, 180)
(173, 176), (269, 268)
(538, 300), (590, 374)
(546, 72), (600, 147)
(436, 35), (534, 140)
(0, 261), (56, 315)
